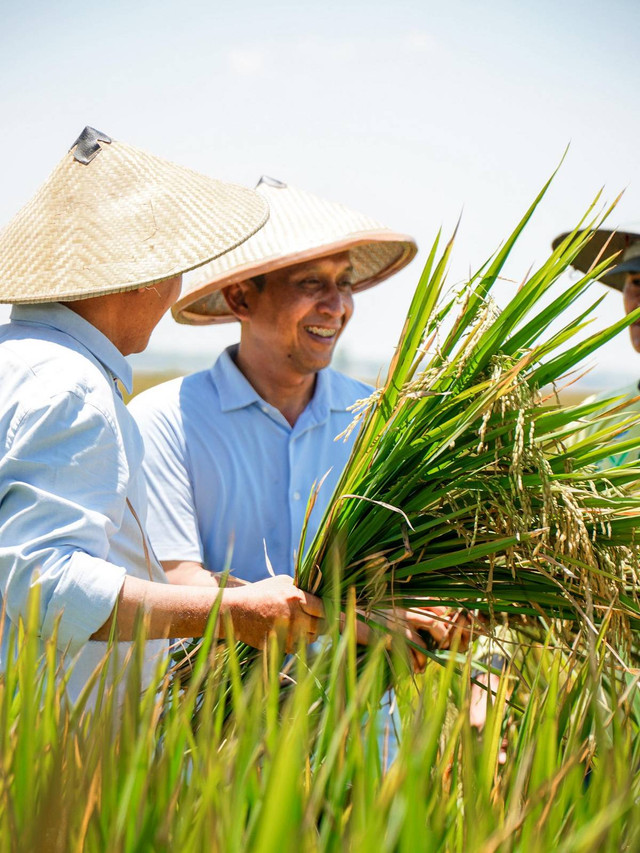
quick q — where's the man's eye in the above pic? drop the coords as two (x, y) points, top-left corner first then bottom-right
(338, 280), (353, 290)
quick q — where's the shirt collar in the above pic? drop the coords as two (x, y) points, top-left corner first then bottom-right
(10, 302), (133, 394)
(213, 346), (265, 413)
(307, 367), (331, 422)
(212, 345), (349, 424)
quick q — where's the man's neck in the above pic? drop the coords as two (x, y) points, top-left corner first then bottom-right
(233, 345), (317, 427)
(62, 292), (137, 355)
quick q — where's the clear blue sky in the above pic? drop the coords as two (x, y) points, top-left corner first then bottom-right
(2, 0), (639, 387)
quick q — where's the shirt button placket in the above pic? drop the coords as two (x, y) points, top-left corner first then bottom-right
(289, 435), (304, 574)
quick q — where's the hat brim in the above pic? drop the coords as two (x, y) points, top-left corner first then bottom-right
(551, 229), (640, 292)
(173, 231), (417, 325)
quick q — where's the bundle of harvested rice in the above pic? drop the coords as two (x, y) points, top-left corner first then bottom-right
(295, 177), (640, 653)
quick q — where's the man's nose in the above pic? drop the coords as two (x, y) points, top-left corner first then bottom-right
(318, 283), (346, 315)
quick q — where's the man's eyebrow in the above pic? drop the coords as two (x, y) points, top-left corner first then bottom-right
(294, 263), (354, 277)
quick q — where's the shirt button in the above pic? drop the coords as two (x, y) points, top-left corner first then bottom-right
(293, 491), (301, 501)
(261, 406), (269, 414)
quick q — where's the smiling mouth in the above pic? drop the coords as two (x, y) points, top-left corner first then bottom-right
(305, 325), (338, 339)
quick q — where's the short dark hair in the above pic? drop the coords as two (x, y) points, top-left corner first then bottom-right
(250, 274), (266, 292)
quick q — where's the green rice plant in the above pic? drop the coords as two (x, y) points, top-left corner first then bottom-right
(2, 598), (640, 852)
(296, 179), (640, 655)
(182, 178), (640, 733)
(8, 176), (640, 850)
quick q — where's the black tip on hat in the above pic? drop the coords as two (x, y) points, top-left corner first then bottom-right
(257, 175), (287, 189)
(69, 127), (112, 165)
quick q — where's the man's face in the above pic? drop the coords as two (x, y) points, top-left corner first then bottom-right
(623, 271), (640, 353)
(238, 252), (355, 376)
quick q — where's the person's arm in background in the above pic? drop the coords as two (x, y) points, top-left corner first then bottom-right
(162, 560), (247, 587)
(128, 389), (214, 578)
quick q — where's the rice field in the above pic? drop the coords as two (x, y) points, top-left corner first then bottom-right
(1, 608), (639, 852)
(5, 182), (640, 851)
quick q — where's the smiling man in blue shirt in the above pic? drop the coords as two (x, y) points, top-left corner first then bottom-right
(130, 178), (457, 655)
(0, 133), (324, 701)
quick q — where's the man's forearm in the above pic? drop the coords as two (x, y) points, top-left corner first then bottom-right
(89, 575), (223, 640)
(89, 573), (323, 652)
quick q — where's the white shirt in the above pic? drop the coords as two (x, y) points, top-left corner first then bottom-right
(0, 303), (168, 701)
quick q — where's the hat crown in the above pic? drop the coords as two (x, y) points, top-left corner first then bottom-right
(174, 178), (418, 324)
(0, 130), (269, 303)
(622, 240), (640, 262)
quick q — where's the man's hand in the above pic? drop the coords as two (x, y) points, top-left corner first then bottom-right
(345, 607), (474, 673)
(382, 610), (430, 673)
(91, 573), (322, 647)
(385, 606), (476, 672)
(352, 609), (434, 673)
(224, 574), (324, 652)
(402, 606), (474, 650)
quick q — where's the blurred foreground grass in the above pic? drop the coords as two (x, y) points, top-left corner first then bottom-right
(2, 601), (639, 852)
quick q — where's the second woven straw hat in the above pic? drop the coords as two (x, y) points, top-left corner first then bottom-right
(0, 127), (269, 304)
(173, 176), (418, 324)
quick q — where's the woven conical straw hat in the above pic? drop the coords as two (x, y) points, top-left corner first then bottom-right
(0, 127), (269, 303)
(173, 176), (417, 325)
(551, 228), (640, 292)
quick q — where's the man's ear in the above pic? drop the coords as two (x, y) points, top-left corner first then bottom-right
(221, 282), (252, 320)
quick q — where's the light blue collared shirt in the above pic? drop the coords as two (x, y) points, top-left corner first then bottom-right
(129, 346), (372, 581)
(0, 303), (167, 700)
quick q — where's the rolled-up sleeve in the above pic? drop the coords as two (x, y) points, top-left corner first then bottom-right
(0, 391), (128, 654)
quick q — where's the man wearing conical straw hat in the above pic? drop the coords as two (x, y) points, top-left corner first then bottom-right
(130, 176), (463, 656)
(468, 228), (640, 753)
(552, 226), (640, 466)
(0, 130), (324, 702)
(464, 226), (640, 757)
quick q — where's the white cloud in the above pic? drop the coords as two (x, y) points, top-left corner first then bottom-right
(404, 31), (437, 53)
(294, 36), (359, 62)
(227, 48), (265, 76)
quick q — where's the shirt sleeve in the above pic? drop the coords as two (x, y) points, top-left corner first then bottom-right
(0, 391), (128, 654)
(129, 395), (204, 565)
